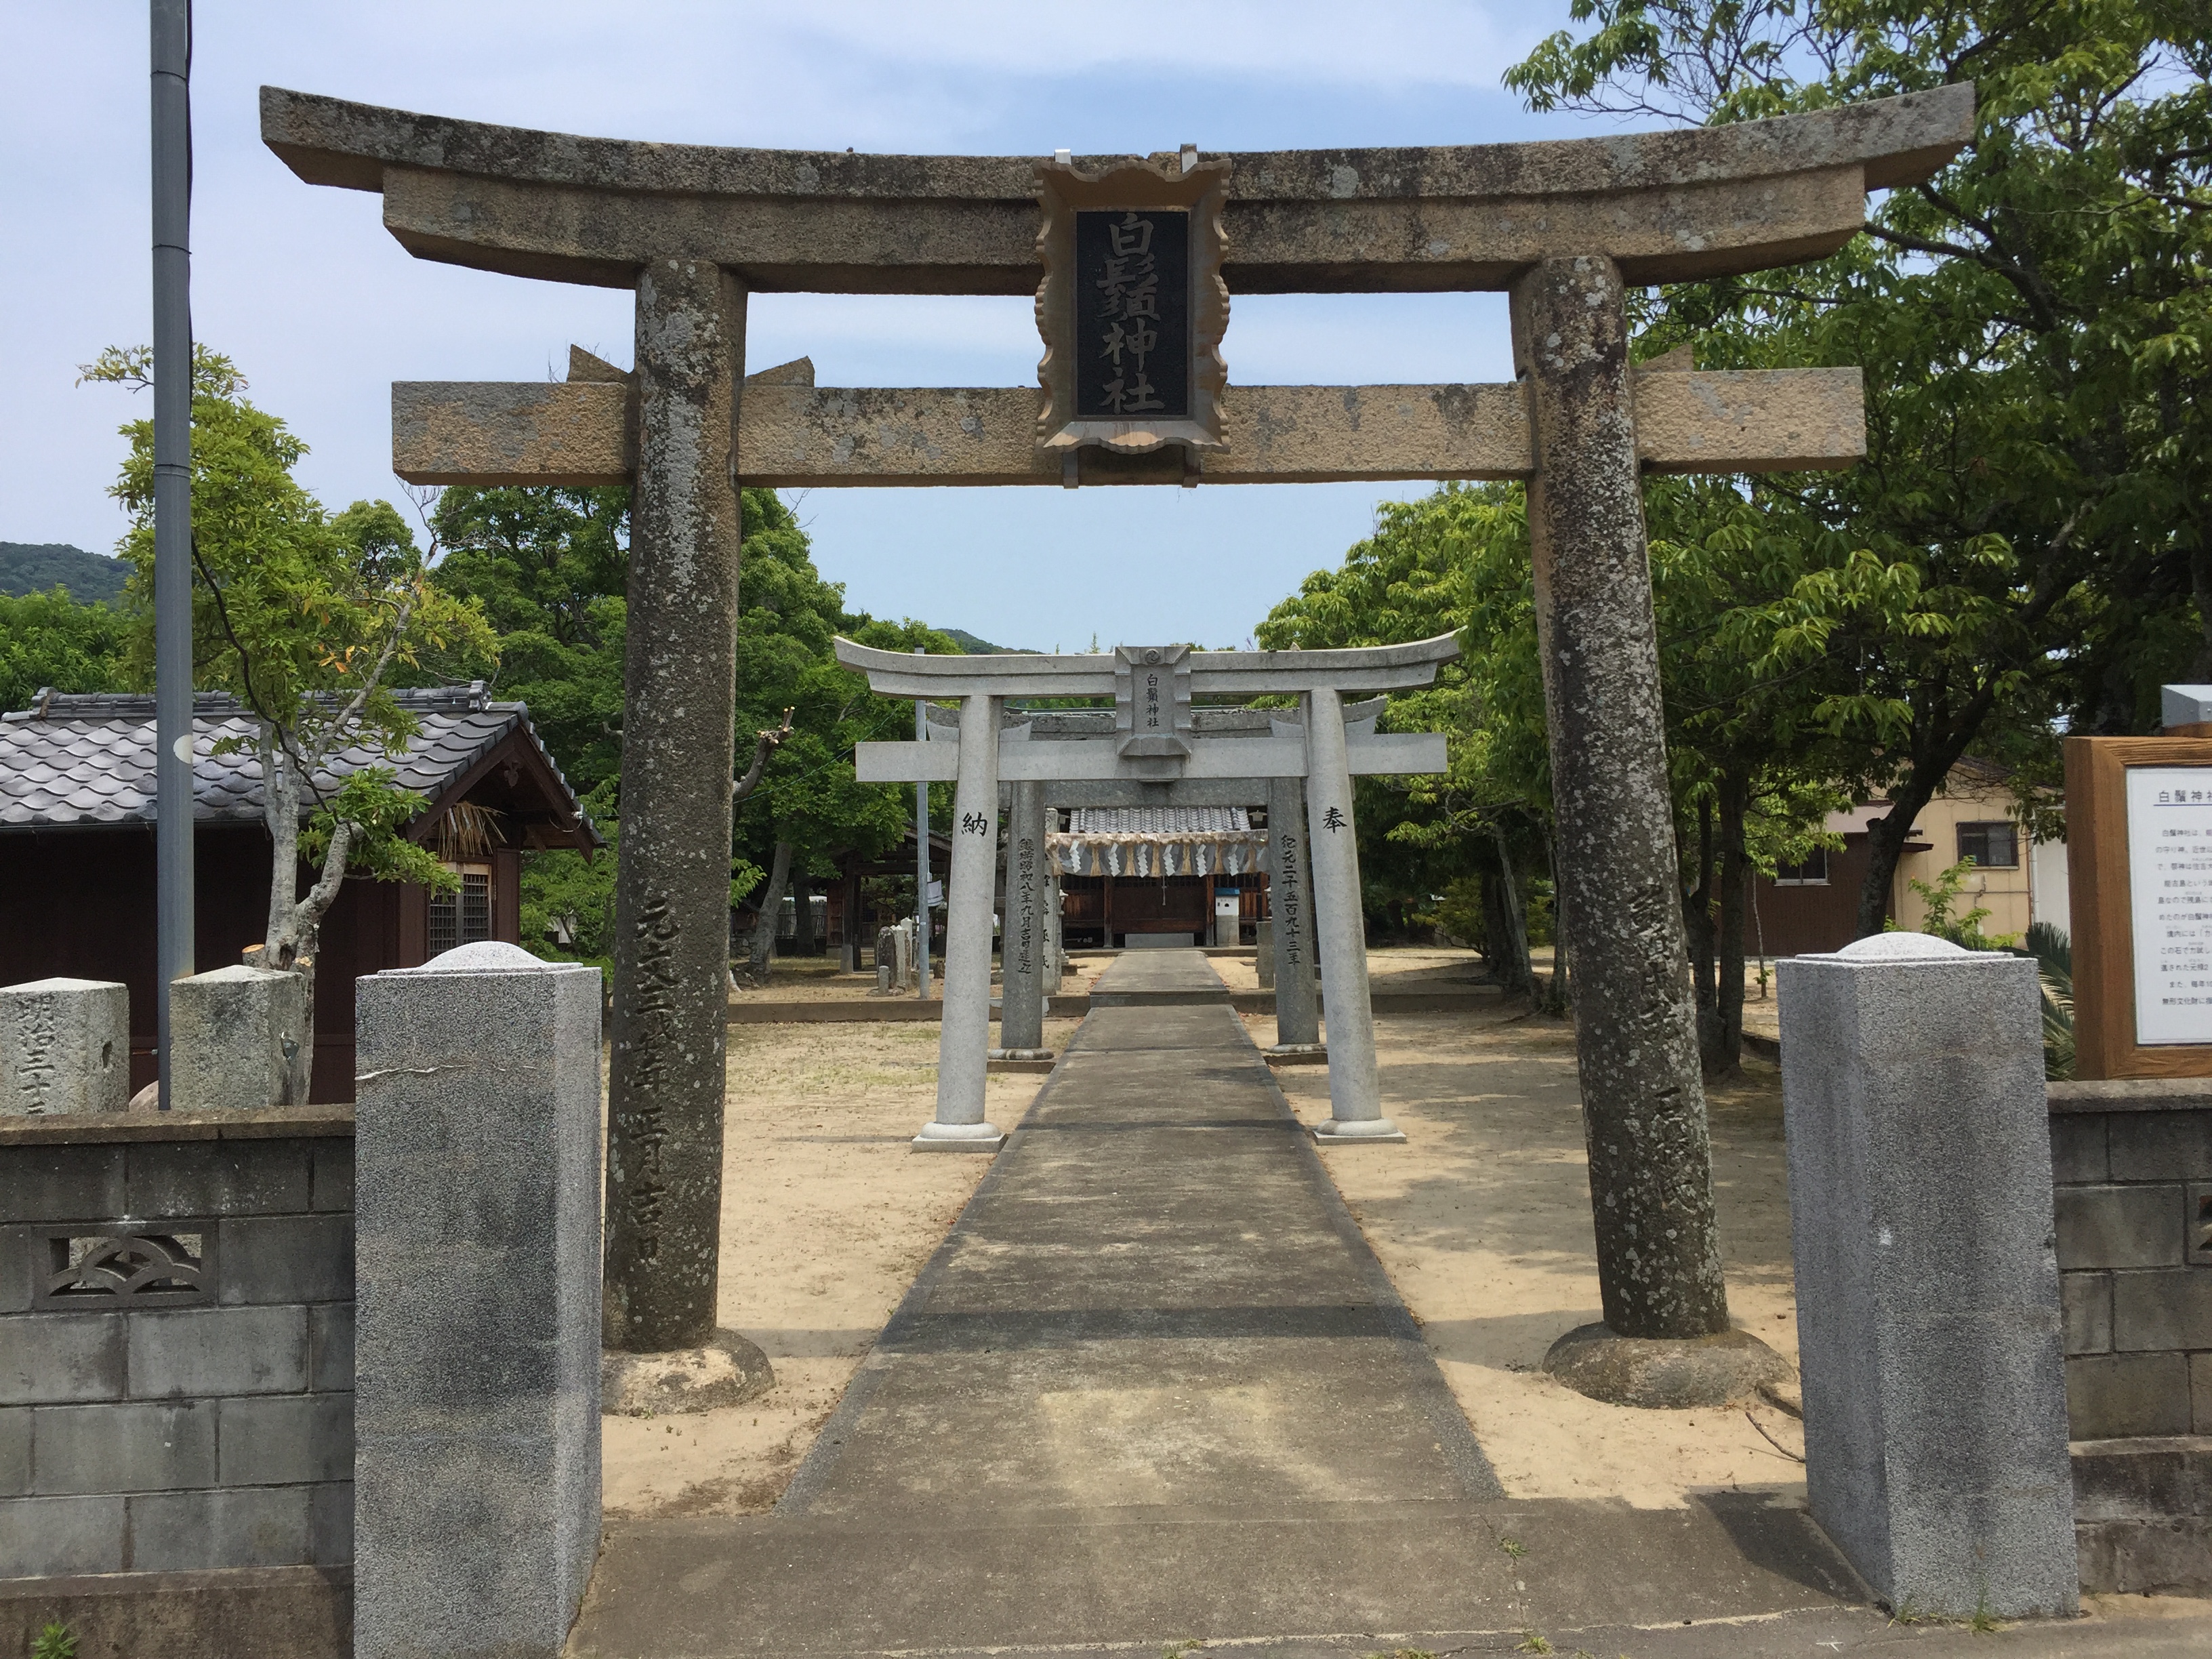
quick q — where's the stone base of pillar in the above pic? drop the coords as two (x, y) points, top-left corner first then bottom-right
(1310, 1116), (1405, 1145)
(1540, 1321), (1789, 1410)
(988, 1046), (1054, 1061)
(912, 1120), (1005, 1153)
(602, 1330), (775, 1417)
(1264, 1042), (1328, 1066)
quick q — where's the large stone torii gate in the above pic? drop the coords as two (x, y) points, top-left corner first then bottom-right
(262, 83), (1973, 1376)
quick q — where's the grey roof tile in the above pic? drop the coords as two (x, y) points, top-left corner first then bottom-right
(0, 684), (589, 834)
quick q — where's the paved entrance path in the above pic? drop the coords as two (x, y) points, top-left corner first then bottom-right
(568, 951), (2030, 1658)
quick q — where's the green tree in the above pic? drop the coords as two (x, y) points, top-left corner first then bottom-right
(0, 588), (129, 712)
(1508, 0), (2212, 936)
(428, 483), (956, 974)
(83, 344), (495, 1100)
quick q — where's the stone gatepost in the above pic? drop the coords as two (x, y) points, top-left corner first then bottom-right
(994, 779), (1048, 1058)
(354, 942), (604, 1659)
(1265, 777), (1318, 1050)
(0, 978), (129, 1115)
(604, 259), (745, 1354)
(1778, 933), (2076, 1619)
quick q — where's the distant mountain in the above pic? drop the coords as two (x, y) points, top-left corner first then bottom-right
(0, 543), (129, 605)
(943, 628), (1035, 655)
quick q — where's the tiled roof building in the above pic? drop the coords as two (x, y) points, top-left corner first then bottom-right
(0, 684), (595, 1101)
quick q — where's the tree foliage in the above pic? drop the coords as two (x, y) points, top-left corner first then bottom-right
(0, 588), (128, 712)
(1506, 0), (2212, 937)
(82, 344), (495, 1099)
(427, 483), (960, 970)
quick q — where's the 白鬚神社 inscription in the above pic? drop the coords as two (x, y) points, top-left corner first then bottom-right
(260, 79), (1974, 1375)
(1034, 154), (1229, 458)
(2127, 768), (2212, 1046)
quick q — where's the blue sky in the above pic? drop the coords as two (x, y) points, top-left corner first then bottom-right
(1, 1), (1622, 650)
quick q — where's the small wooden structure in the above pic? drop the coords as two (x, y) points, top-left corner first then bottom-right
(1052, 806), (1269, 948)
(0, 684), (594, 1100)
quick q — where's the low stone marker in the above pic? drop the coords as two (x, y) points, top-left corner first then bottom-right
(0, 977), (129, 1115)
(169, 964), (305, 1110)
(353, 941), (602, 1659)
(1778, 931), (2076, 1618)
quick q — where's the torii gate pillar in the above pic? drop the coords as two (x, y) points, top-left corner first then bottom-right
(1512, 256), (1733, 1344)
(600, 262), (746, 1351)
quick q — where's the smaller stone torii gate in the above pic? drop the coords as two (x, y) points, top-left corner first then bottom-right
(937, 702), (1343, 1058)
(262, 81), (1973, 1372)
(841, 639), (1454, 1147)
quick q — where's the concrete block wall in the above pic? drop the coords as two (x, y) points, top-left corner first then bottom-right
(2047, 1080), (2212, 1594)
(0, 1107), (354, 1580)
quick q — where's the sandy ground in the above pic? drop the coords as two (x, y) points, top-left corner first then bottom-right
(611, 946), (1793, 1521)
(728, 956), (1109, 1002)
(1273, 998), (1810, 1509)
(600, 1015), (1082, 1519)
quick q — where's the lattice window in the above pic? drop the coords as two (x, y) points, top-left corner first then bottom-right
(429, 861), (494, 954)
(34, 1225), (215, 1309)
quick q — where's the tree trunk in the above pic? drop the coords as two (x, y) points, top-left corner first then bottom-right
(256, 722), (323, 1106)
(1493, 825), (1533, 996)
(2191, 539), (2212, 684)
(1685, 796), (1721, 1069)
(1712, 770), (1749, 1080)
(741, 841), (794, 987)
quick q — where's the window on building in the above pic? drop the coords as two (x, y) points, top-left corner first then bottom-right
(1956, 822), (2020, 869)
(1773, 848), (1829, 886)
(428, 861), (494, 954)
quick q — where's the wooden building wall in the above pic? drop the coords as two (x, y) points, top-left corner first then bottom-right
(0, 825), (520, 1103)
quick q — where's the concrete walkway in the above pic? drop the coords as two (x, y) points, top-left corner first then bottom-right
(568, 951), (2199, 1657)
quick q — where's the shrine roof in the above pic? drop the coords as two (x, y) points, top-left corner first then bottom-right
(0, 684), (594, 847)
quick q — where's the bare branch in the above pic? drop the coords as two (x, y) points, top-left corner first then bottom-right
(732, 708), (796, 810)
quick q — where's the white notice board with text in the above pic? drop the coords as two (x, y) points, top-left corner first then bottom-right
(2127, 765), (2212, 1045)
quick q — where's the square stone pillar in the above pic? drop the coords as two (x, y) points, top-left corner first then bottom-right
(1266, 777), (1318, 1048)
(169, 965), (305, 1111)
(1, 978), (129, 1115)
(994, 779), (1048, 1057)
(1778, 932), (2076, 1619)
(354, 942), (604, 1659)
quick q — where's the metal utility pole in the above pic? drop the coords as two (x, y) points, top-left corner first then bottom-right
(914, 649), (930, 998)
(151, 0), (194, 1107)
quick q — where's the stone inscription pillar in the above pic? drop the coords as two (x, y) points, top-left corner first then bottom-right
(996, 779), (1048, 1056)
(1512, 254), (1729, 1339)
(604, 259), (745, 1351)
(1303, 688), (1399, 1140)
(916, 695), (1004, 1150)
(1266, 777), (1319, 1049)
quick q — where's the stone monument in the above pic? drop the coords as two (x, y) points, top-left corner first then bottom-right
(0, 977), (129, 1115)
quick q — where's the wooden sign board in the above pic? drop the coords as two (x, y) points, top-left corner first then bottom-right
(2066, 735), (2212, 1078)
(1033, 155), (1230, 458)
